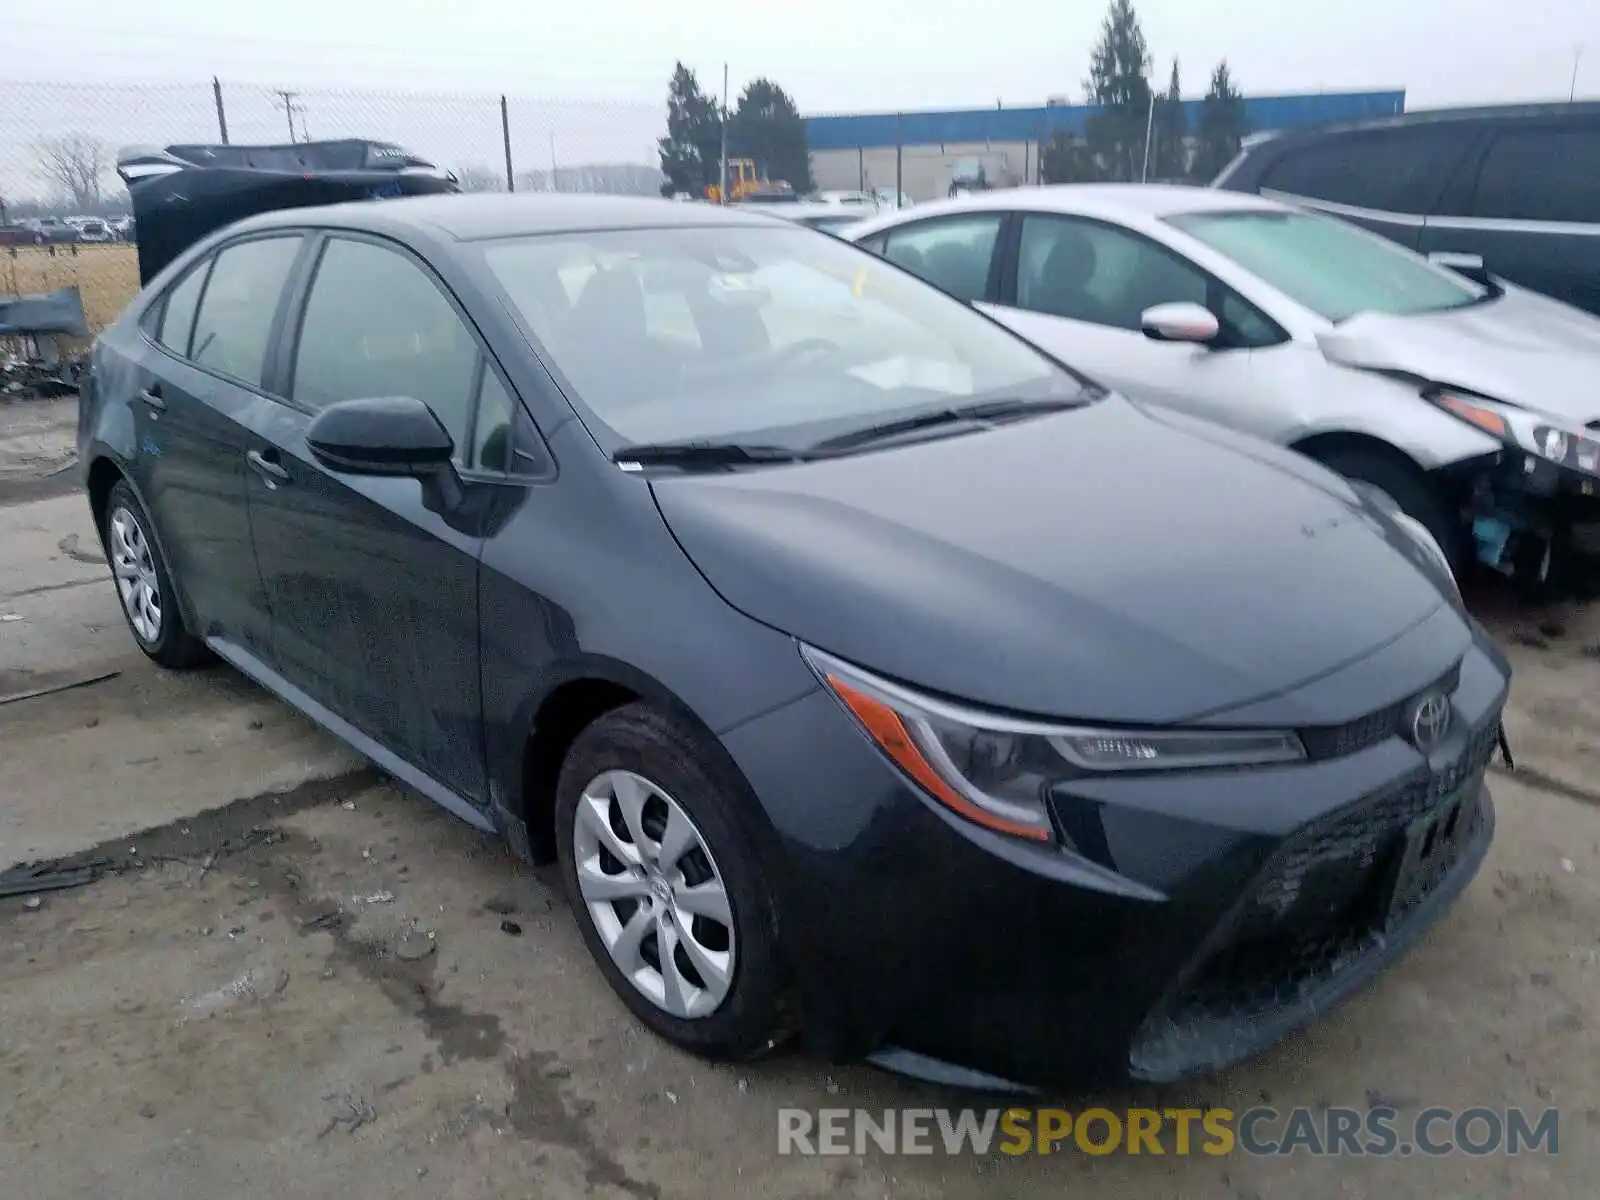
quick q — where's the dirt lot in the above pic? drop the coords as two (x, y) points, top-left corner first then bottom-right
(3, 396), (1597, 1198)
(3, 242), (139, 333)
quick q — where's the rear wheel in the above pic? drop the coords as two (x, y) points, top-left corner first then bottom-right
(1307, 445), (1467, 577)
(102, 479), (210, 669)
(555, 702), (790, 1060)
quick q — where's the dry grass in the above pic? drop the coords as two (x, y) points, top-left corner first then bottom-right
(2, 243), (141, 335)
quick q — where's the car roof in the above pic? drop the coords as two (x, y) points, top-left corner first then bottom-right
(851, 183), (1285, 230)
(1245, 98), (1600, 146)
(230, 192), (783, 242)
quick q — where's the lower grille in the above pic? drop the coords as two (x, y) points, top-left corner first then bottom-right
(1130, 716), (1500, 1079)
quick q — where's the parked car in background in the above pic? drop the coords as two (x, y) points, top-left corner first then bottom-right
(759, 200), (871, 234)
(80, 193), (1503, 1091)
(811, 190), (879, 209)
(75, 218), (114, 243)
(35, 216), (77, 244)
(846, 184), (1600, 591)
(872, 188), (914, 211)
(1212, 101), (1600, 318)
(109, 214), (135, 241)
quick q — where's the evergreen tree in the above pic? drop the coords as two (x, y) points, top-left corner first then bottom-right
(1082, 0), (1152, 182)
(729, 79), (814, 193)
(1151, 59), (1189, 181)
(1192, 60), (1249, 182)
(657, 62), (723, 196)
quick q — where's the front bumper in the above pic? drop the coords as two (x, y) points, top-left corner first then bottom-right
(1456, 447), (1600, 585)
(721, 636), (1508, 1090)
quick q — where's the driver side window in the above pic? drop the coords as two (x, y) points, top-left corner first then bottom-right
(293, 237), (481, 464)
(1015, 214), (1284, 348)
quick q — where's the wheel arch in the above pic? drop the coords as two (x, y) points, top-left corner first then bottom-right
(86, 454), (203, 634)
(509, 655), (743, 864)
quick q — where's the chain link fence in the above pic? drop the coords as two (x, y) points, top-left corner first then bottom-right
(1, 78), (664, 333)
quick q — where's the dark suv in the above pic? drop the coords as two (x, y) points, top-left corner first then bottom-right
(1212, 102), (1600, 317)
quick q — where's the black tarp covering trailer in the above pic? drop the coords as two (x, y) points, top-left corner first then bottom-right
(117, 139), (459, 286)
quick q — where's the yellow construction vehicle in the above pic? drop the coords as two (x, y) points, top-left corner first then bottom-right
(706, 157), (792, 204)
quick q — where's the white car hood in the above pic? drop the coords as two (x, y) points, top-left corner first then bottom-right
(1316, 287), (1600, 428)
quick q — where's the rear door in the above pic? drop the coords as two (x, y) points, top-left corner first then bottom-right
(125, 234), (304, 660)
(1254, 124), (1482, 252)
(1420, 119), (1600, 316)
(239, 232), (498, 805)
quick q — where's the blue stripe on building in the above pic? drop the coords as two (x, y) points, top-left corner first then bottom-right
(803, 90), (1406, 151)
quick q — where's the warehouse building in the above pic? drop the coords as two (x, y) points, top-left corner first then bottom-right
(802, 89), (1405, 201)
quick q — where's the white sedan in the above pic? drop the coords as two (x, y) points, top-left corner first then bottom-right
(845, 184), (1600, 588)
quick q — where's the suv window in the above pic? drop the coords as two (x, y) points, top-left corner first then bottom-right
(1262, 126), (1476, 214)
(879, 214), (1002, 302)
(189, 236), (303, 387)
(157, 260), (211, 358)
(293, 237), (481, 462)
(1471, 125), (1600, 224)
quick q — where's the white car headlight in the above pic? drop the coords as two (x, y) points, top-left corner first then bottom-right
(801, 646), (1305, 842)
(1428, 388), (1600, 479)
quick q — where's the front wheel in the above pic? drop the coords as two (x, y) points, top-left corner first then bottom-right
(555, 702), (791, 1060)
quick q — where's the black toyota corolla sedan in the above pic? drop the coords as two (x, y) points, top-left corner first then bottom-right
(79, 193), (1510, 1090)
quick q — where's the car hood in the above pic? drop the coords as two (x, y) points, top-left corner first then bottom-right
(650, 396), (1455, 724)
(1317, 287), (1600, 427)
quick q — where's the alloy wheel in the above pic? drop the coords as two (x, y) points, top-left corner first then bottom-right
(572, 769), (736, 1019)
(108, 506), (162, 644)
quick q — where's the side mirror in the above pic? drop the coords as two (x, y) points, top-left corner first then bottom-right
(307, 396), (454, 475)
(307, 396), (463, 510)
(1140, 302), (1220, 345)
(1427, 251), (1490, 284)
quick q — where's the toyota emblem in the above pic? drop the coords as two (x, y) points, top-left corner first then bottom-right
(1407, 691), (1452, 753)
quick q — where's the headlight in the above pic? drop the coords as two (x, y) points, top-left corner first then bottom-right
(801, 646), (1306, 843)
(1428, 388), (1600, 478)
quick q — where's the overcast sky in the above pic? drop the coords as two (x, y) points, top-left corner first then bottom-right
(3, 0), (1597, 201)
(9, 0), (1598, 112)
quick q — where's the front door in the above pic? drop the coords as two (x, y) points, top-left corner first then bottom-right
(241, 234), (497, 804)
(982, 211), (1288, 432)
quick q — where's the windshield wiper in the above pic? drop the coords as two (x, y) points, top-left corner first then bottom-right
(809, 395), (1089, 454)
(612, 440), (805, 470)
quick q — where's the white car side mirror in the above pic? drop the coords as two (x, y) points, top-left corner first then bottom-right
(1140, 302), (1220, 345)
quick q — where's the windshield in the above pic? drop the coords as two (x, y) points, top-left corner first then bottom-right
(1166, 210), (1483, 323)
(481, 224), (1084, 449)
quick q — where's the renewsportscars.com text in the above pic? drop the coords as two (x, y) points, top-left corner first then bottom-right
(777, 1106), (1560, 1157)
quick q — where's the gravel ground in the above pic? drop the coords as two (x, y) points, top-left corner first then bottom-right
(3, 397), (1596, 1198)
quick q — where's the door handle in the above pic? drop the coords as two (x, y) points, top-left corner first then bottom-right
(247, 449), (291, 485)
(138, 385), (166, 412)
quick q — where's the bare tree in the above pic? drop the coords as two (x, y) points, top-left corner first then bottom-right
(35, 133), (110, 208)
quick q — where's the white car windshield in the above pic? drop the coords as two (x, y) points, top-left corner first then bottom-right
(1167, 210), (1483, 323)
(482, 224), (1083, 449)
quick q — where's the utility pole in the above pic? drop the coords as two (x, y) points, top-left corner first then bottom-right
(276, 89), (299, 143)
(719, 63), (730, 205)
(500, 95), (514, 192)
(1572, 45), (1584, 102)
(549, 132), (557, 192)
(212, 76), (229, 144)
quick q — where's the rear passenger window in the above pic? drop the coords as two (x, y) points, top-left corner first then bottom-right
(189, 236), (303, 388)
(157, 260), (210, 358)
(293, 237), (480, 463)
(1471, 126), (1600, 224)
(880, 215), (1003, 303)
(1264, 127), (1475, 215)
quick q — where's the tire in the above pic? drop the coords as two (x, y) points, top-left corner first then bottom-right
(555, 701), (791, 1061)
(101, 479), (211, 669)
(1310, 446), (1467, 577)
